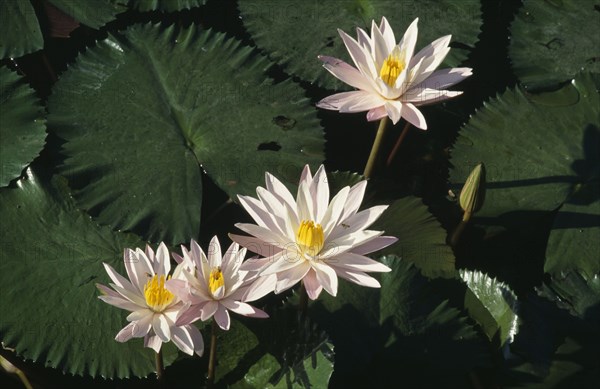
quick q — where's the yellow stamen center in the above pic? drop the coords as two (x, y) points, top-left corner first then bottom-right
(379, 52), (405, 87)
(209, 267), (224, 295)
(296, 220), (325, 257)
(144, 274), (174, 312)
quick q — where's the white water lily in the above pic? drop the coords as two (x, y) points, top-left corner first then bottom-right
(230, 164), (398, 300)
(97, 243), (203, 356)
(167, 237), (276, 331)
(316, 17), (472, 129)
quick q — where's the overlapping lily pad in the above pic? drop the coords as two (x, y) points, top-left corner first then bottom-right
(0, 166), (178, 378)
(48, 24), (324, 245)
(0, 67), (46, 187)
(510, 0), (600, 90)
(460, 270), (519, 345)
(239, 0), (481, 89)
(48, 0), (126, 29)
(129, 0), (205, 12)
(0, 0), (43, 59)
(450, 73), (600, 226)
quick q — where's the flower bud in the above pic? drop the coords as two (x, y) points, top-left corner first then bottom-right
(459, 163), (486, 220)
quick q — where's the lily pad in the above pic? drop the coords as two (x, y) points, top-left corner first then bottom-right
(0, 166), (178, 378)
(0, 67), (46, 187)
(450, 73), (600, 226)
(373, 196), (455, 277)
(0, 0), (43, 59)
(47, 0), (126, 29)
(460, 270), (519, 345)
(510, 0), (600, 90)
(129, 0), (206, 12)
(238, 0), (481, 89)
(48, 24), (324, 245)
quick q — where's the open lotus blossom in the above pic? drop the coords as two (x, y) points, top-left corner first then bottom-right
(96, 243), (204, 356)
(316, 17), (472, 129)
(167, 237), (276, 331)
(230, 164), (398, 300)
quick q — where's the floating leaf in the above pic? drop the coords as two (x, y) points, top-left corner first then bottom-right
(509, 0), (600, 90)
(0, 166), (178, 378)
(0, 0), (43, 59)
(48, 24), (324, 245)
(129, 0), (206, 12)
(373, 196), (455, 277)
(450, 73), (600, 226)
(239, 0), (481, 89)
(47, 0), (126, 29)
(460, 270), (519, 345)
(0, 67), (46, 187)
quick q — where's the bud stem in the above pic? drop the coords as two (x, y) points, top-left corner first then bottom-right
(207, 320), (218, 387)
(364, 117), (389, 178)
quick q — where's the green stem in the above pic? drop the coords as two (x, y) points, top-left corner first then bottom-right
(386, 121), (412, 166)
(450, 210), (472, 247)
(298, 281), (308, 319)
(363, 117), (389, 178)
(155, 349), (164, 382)
(207, 320), (218, 387)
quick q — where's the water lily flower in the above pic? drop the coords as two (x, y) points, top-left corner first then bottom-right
(230, 164), (398, 300)
(96, 243), (203, 356)
(316, 17), (472, 129)
(168, 237), (276, 331)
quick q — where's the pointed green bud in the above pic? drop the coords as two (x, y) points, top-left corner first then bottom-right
(459, 163), (486, 221)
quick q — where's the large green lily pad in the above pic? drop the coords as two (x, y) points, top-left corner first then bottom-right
(48, 24), (324, 245)
(450, 73), (600, 226)
(510, 0), (600, 90)
(0, 166), (178, 378)
(239, 0), (481, 90)
(48, 0), (126, 29)
(0, 67), (46, 187)
(129, 0), (205, 12)
(0, 0), (43, 59)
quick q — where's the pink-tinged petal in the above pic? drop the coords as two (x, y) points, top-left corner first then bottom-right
(321, 186), (350, 236)
(274, 262), (311, 294)
(321, 230), (383, 259)
(340, 180), (367, 221)
(152, 314), (171, 342)
(384, 100), (402, 124)
(312, 261), (338, 297)
(265, 172), (296, 209)
(171, 324), (203, 356)
(127, 309), (154, 322)
(229, 234), (284, 259)
(318, 55), (375, 93)
(145, 245), (155, 262)
(379, 17), (396, 53)
(201, 301), (219, 322)
(317, 91), (372, 111)
(207, 236), (222, 269)
(355, 26), (372, 50)
(165, 278), (191, 300)
(221, 242), (241, 277)
(338, 91), (385, 113)
(260, 250), (305, 276)
(234, 223), (288, 249)
(334, 267), (381, 288)
(328, 205), (388, 241)
(409, 36), (452, 86)
(337, 28), (377, 79)
(102, 262), (134, 291)
(190, 239), (208, 272)
(176, 305), (204, 326)
(211, 285), (225, 300)
(300, 164), (313, 183)
(327, 252), (391, 272)
(214, 305), (231, 330)
(352, 236), (398, 255)
(221, 300), (268, 318)
(401, 103), (428, 130)
(238, 194), (284, 235)
(124, 249), (153, 293)
(144, 333), (162, 353)
(302, 269), (323, 300)
(310, 165), (330, 222)
(172, 252), (184, 265)
(110, 282), (147, 307)
(240, 273), (277, 302)
(404, 89), (463, 106)
(155, 242), (170, 275)
(296, 180), (314, 222)
(115, 322), (137, 343)
(370, 19), (390, 69)
(132, 311), (153, 337)
(409, 34), (451, 69)
(97, 283), (141, 311)
(413, 67), (472, 90)
(397, 18), (419, 66)
(366, 106), (387, 121)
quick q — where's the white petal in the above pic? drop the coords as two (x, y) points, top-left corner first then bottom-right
(260, 250), (305, 276)
(176, 304), (204, 326)
(352, 236), (399, 255)
(109, 282), (147, 307)
(265, 172), (296, 210)
(97, 283), (141, 311)
(221, 242), (241, 277)
(403, 89), (463, 106)
(302, 269), (323, 300)
(337, 28), (377, 79)
(214, 305), (231, 330)
(366, 106), (387, 121)
(318, 55), (376, 93)
(221, 300), (268, 318)
(310, 165), (330, 222)
(155, 242), (170, 275)
(413, 67), (472, 90)
(340, 180), (367, 221)
(384, 100), (403, 124)
(115, 322), (137, 343)
(379, 17), (396, 53)
(312, 262), (338, 297)
(334, 267), (381, 288)
(296, 180), (314, 222)
(171, 324), (204, 356)
(127, 309), (154, 322)
(409, 34), (451, 69)
(240, 273), (277, 302)
(229, 234), (284, 259)
(238, 253), (276, 273)
(327, 252), (391, 272)
(144, 333), (162, 353)
(401, 103), (428, 130)
(321, 186), (350, 236)
(132, 311), (153, 337)
(321, 230), (383, 259)
(124, 249), (153, 293)
(238, 194), (283, 234)
(328, 205), (388, 241)
(409, 36), (452, 86)
(207, 236), (222, 269)
(152, 314), (171, 342)
(102, 262), (134, 291)
(201, 301), (219, 321)
(234, 223), (289, 249)
(370, 19), (389, 70)
(397, 18), (419, 67)
(274, 262), (311, 294)
(355, 27), (372, 50)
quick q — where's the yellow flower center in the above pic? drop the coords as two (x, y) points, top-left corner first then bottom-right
(296, 220), (325, 257)
(144, 274), (174, 312)
(379, 52), (405, 87)
(209, 267), (224, 295)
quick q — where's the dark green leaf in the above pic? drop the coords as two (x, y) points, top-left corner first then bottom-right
(47, 0), (126, 29)
(129, 0), (205, 12)
(0, 0), (43, 59)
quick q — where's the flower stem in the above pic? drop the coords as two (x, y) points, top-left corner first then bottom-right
(386, 121), (412, 166)
(363, 117), (389, 178)
(298, 281), (308, 319)
(207, 320), (218, 387)
(450, 210), (472, 247)
(155, 349), (164, 382)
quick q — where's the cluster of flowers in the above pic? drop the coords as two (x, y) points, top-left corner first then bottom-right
(97, 165), (397, 356)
